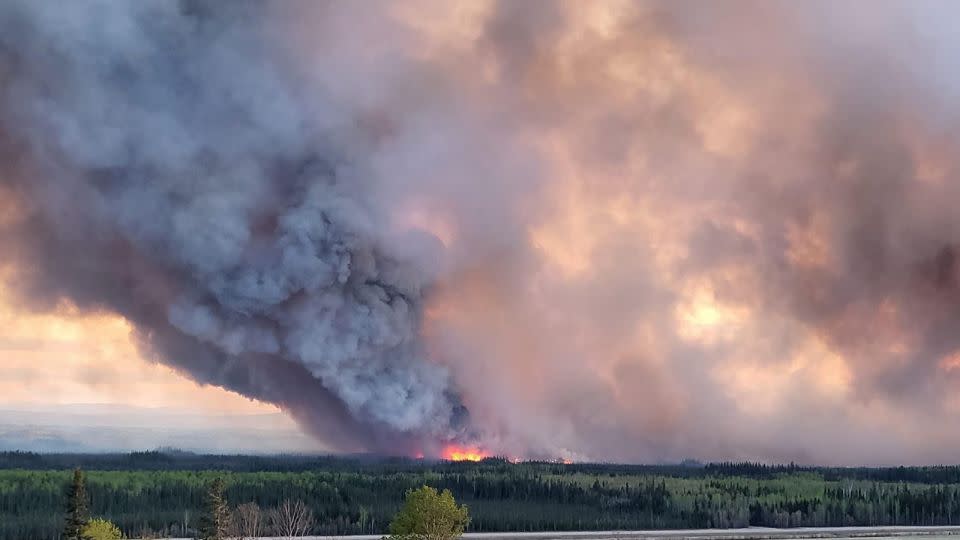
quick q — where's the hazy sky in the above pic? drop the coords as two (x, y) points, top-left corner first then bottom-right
(0, 279), (276, 413)
(5, 1), (960, 464)
(0, 275), (324, 453)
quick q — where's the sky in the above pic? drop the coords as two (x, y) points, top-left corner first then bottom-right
(0, 277), (321, 453)
(3, 1), (960, 464)
(0, 281), (274, 413)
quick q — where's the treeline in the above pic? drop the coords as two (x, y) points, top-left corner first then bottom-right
(705, 461), (960, 484)
(0, 451), (706, 477)
(6, 454), (960, 539)
(8, 452), (960, 484)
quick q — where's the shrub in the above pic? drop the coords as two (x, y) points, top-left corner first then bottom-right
(82, 518), (122, 540)
(387, 486), (469, 540)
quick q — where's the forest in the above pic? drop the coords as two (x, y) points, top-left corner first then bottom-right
(6, 452), (960, 539)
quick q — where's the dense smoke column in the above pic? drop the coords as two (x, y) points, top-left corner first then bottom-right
(0, 1), (467, 453)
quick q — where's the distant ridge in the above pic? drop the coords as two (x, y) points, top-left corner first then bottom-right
(0, 403), (321, 454)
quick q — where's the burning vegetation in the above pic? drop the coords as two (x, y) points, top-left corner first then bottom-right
(440, 445), (488, 462)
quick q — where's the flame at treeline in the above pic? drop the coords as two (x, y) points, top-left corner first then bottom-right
(410, 445), (489, 462)
(414, 445), (572, 463)
(441, 444), (488, 462)
(434, 445), (572, 464)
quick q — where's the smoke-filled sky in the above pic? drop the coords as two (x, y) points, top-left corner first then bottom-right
(3, 0), (960, 464)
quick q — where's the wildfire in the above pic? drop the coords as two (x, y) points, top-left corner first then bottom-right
(441, 444), (488, 462)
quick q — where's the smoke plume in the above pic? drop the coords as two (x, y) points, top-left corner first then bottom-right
(0, 0), (470, 453)
(3, 0), (960, 463)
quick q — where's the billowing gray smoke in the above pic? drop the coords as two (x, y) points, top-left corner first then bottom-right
(8, 0), (960, 465)
(0, 0), (467, 452)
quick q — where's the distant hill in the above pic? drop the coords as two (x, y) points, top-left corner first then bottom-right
(0, 403), (322, 454)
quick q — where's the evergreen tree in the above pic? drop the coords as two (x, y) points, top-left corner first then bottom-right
(196, 477), (230, 540)
(63, 468), (90, 540)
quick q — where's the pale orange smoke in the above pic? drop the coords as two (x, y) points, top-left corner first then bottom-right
(362, 1), (960, 463)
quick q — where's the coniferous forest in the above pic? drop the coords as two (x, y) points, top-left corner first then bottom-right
(6, 452), (960, 539)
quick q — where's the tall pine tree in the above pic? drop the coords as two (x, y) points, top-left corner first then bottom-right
(197, 477), (230, 540)
(63, 468), (89, 540)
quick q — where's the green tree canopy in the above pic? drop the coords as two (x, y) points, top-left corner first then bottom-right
(196, 477), (230, 540)
(388, 486), (469, 540)
(82, 518), (122, 540)
(63, 468), (90, 540)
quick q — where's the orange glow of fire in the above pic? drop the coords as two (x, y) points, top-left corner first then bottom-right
(441, 444), (488, 462)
